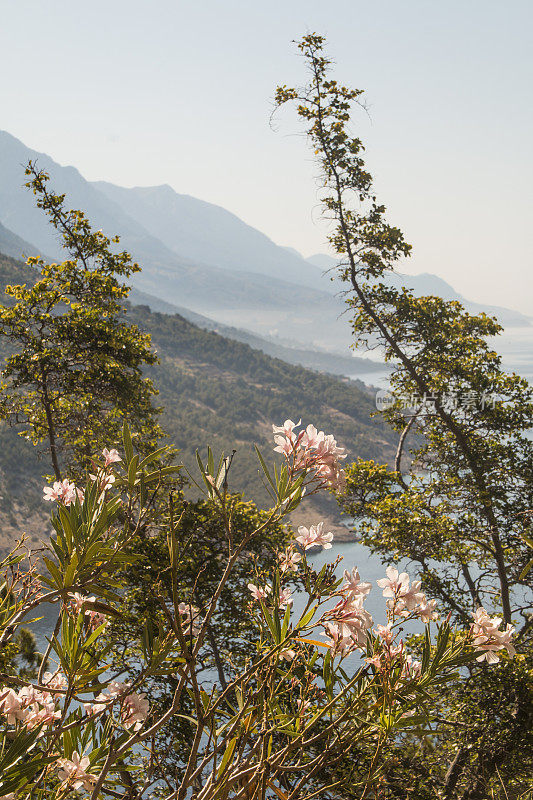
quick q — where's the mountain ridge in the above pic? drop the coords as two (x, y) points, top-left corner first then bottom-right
(93, 180), (327, 291)
(0, 130), (351, 350)
(0, 130), (528, 353)
(306, 254), (531, 328)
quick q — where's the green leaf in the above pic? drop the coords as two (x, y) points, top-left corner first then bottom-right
(122, 421), (134, 462)
(42, 555), (63, 588)
(217, 736), (237, 779)
(254, 445), (277, 494)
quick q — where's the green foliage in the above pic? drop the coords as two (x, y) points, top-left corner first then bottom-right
(277, 32), (533, 799)
(107, 492), (292, 779)
(114, 495), (291, 673)
(0, 249), (396, 524)
(125, 301), (396, 508)
(0, 163), (162, 480)
(0, 426), (479, 799)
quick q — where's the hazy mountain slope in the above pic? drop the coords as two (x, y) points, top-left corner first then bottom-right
(0, 131), (351, 348)
(3, 130), (524, 356)
(307, 254), (531, 327)
(93, 181), (327, 291)
(0, 251), (395, 551)
(129, 287), (381, 377)
(0, 219), (44, 261)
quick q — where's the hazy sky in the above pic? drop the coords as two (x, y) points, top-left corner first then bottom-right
(2, 0), (532, 314)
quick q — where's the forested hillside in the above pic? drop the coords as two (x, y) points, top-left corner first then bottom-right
(0, 251), (396, 550)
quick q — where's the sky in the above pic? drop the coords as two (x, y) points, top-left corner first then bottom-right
(1, 0), (532, 314)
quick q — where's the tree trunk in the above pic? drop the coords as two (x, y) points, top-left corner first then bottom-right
(206, 622), (228, 691)
(41, 369), (61, 481)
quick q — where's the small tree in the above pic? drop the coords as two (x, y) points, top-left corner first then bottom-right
(0, 163), (162, 479)
(276, 34), (533, 798)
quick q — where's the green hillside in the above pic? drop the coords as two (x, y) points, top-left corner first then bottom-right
(0, 251), (396, 549)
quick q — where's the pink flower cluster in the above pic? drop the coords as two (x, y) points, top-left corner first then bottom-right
(56, 751), (96, 791)
(0, 672), (66, 732)
(177, 602), (202, 636)
(89, 447), (122, 494)
(84, 680), (149, 731)
(43, 478), (83, 506)
(296, 522), (334, 551)
(366, 626), (422, 678)
(278, 546), (302, 574)
(43, 449), (123, 506)
(272, 419), (347, 489)
(68, 592), (108, 630)
(471, 607), (516, 664)
(322, 567), (373, 654)
(377, 566), (438, 623)
(247, 583), (293, 609)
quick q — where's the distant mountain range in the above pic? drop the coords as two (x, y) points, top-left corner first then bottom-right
(306, 254), (531, 329)
(0, 218), (43, 261)
(0, 130), (529, 360)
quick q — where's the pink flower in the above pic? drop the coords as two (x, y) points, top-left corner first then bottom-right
(42, 672), (67, 691)
(121, 691), (149, 731)
(376, 566), (410, 599)
(398, 580), (426, 612)
(247, 583), (272, 602)
(57, 751), (96, 791)
(0, 682), (65, 733)
(42, 478), (79, 506)
(0, 688), (25, 724)
(67, 593), (107, 630)
(322, 622), (354, 655)
(377, 566), (426, 618)
(104, 680), (131, 699)
(296, 698), (311, 713)
(278, 587), (293, 608)
(471, 608), (516, 664)
(83, 682), (129, 718)
(365, 654), (382, 670)
(39, 671), (67, 708)
(69, 592), (96, 614)
(90, 470), (116, 492)
(16, 685), (40, 708)
(299, 424), (322, 449)
(295, 522), (334, 551)
(42, 483), (61, 503)
(279, 648), (296, 661)
(375, 624), (394, 645)
(417, 598), (438, 623)
(272, 419), (346, 489)
(342, 567), (372, 599)
(24, 702), (61, 730)
(102, 447), (122, 467)
(84, 697), (108, 717)
(278, 548), (301, 574)
(388, 641), (405, 660)
(272, 419), (301, 437)
(326, 596), (373, 649)
(273, 436), (294, 458)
